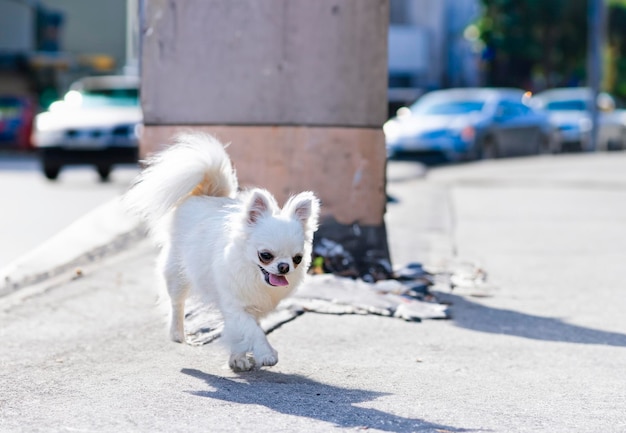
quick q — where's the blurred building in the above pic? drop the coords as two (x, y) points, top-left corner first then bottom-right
(0, 0), (130, 107)
(388, 0), (482, 114)
(1, 0), (482, 115)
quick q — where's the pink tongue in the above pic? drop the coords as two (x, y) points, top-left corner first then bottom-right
(269, 273), (289, 286)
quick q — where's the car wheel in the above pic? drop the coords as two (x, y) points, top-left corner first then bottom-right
(481, 135), (499, 159)
(97, 166), (112, 182)
(615, 132), (626, 151)
(539, 134), (557, 154)
(464, 142), (482, 161)
(43, 164), (60, 181)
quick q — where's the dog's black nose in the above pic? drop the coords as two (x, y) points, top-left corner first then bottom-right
(277, 262), (289, 274)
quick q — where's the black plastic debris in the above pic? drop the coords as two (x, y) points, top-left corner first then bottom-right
(311, 237), (394, 282)
(312, 238), (359, 278)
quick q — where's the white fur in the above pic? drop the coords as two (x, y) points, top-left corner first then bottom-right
(124, 132), (319, 371)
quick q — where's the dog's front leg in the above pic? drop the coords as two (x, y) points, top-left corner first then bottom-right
(221, 310), (278, 372)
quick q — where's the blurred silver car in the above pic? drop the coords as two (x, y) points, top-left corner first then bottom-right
(530, 87), (626, 152)
(384, 87), (555, 161)
(33, 75), (142, 181)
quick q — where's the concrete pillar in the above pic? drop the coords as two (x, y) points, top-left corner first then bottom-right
(140, 0), (391, 280)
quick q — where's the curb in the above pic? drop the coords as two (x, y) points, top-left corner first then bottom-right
(0, 197), (145, 297)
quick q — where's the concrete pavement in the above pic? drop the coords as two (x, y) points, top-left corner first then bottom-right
(1, 153), (626, 432)
(0, 153), (139, 267)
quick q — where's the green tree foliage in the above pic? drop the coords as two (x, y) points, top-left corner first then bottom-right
(608, 1), (626, 97)
(478, 0), (588, 90)
(479, 0), (626, 98)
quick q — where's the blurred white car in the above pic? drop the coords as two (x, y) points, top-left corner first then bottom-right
(33, 75), (142, 181)
(530, 87), (626, 152)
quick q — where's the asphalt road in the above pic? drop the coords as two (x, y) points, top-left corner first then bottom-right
(1, 152), (626, 432)
(0, 152), (139, 267)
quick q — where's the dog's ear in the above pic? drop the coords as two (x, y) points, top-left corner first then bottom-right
(284, 191), (320, 234)
(246, 189), (277, 225)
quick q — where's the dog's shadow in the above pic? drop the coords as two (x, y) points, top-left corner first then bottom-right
(181, 368), (478, 432)
(440, 292), (626, 347)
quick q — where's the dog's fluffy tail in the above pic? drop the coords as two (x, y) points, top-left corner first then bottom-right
(124, 132), (238, 231)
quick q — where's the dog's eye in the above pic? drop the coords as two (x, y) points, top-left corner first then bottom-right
(258, 251), (274, 263)
(293, 254), (303, 265)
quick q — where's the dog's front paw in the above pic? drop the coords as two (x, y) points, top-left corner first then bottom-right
(254, 347), (278, 367)
(169, 327), (186, 344)
(229, 353), (255, 372)
(169, 318), (186, 344)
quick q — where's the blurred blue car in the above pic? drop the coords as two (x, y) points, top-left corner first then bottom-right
(530, 87), (626, 152)
(384, 87), (556, 161)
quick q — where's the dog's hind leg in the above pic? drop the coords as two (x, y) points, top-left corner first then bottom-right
(159, 248), (189, 343)
(167, 279), (189, 343)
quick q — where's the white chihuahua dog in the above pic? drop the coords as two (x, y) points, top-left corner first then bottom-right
(125, 133), (319, 371)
